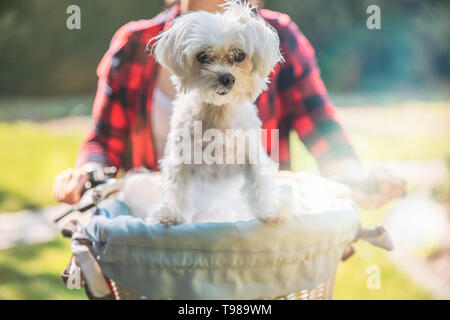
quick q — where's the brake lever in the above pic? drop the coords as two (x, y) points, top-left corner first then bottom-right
(53, 188), (99, 224)
(53, 166), (118, 224)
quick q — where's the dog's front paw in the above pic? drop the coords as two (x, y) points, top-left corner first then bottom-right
(258, 194), (292, 226)
(260, 215), (287, 225)
(158, 206), (186, 227)
(160, 213), (186, 226)
(258, 206), (288, 225)
(147, 203), (187, 226)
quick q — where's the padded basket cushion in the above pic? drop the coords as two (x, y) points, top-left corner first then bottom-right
(84, 173), (360, 299)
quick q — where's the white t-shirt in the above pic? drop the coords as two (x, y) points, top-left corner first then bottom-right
(150, 87), (173, 159)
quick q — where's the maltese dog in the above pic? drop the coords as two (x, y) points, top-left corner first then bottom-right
(126, 1), (291, 226)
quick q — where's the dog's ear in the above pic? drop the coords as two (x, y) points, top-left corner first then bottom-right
(224, 1), (283, 79)
(248, 16), (284, 79)
(152, 14), (195, 77)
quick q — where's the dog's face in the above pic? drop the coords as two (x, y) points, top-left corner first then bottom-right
(153, 1), (283, 105)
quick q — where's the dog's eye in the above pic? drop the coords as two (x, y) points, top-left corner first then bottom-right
(234, 51), (246, 62)
(196, 52), (209, 64)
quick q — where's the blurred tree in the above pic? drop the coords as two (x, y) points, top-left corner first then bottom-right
(0, 0), (448, 96)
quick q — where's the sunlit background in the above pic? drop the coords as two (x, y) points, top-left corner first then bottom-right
(0, 0), (449, 299)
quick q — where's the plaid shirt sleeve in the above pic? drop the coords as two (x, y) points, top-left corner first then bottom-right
(76, 23), (137, 169)
(275, 14), (358, 171)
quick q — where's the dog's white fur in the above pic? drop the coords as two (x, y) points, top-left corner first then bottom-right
(128, 1), (290, 225)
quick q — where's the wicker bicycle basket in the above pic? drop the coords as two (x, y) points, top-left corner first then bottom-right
(108, 276), (336, 300)
(61, 171), (376, 301)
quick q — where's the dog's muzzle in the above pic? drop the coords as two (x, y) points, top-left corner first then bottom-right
(216, 73), (235, 95)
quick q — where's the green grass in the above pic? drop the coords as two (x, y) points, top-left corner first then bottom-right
(0, 238), (86, 300)
(290, 101), (450, 167)
(1, 98), (448, 299)
(0, 122), (85, 212)
(332, 204), (434, 300)
(340, 106), (450, 163)
(0, 96), (92, 122)
(334, 241), (434, 299)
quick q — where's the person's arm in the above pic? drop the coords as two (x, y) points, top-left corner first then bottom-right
(277, 15), (406, 208)
(275, 16), (358, 173)
(76, 25), (134, 169)
(54, 24), (134, 204)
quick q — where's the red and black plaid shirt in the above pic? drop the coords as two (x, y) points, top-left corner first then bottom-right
(77, 5), (357, 172)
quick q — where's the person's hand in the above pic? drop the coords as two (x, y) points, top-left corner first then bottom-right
(52, 167), (88, 204)
(351, 167), (407, 209)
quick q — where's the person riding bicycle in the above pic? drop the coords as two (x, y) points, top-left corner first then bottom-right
(53, 0), (406, 208)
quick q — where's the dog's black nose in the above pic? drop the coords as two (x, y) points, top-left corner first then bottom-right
(218, 73), (235, 88)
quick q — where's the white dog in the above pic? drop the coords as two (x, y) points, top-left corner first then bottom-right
(132, 1), (290, 225)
